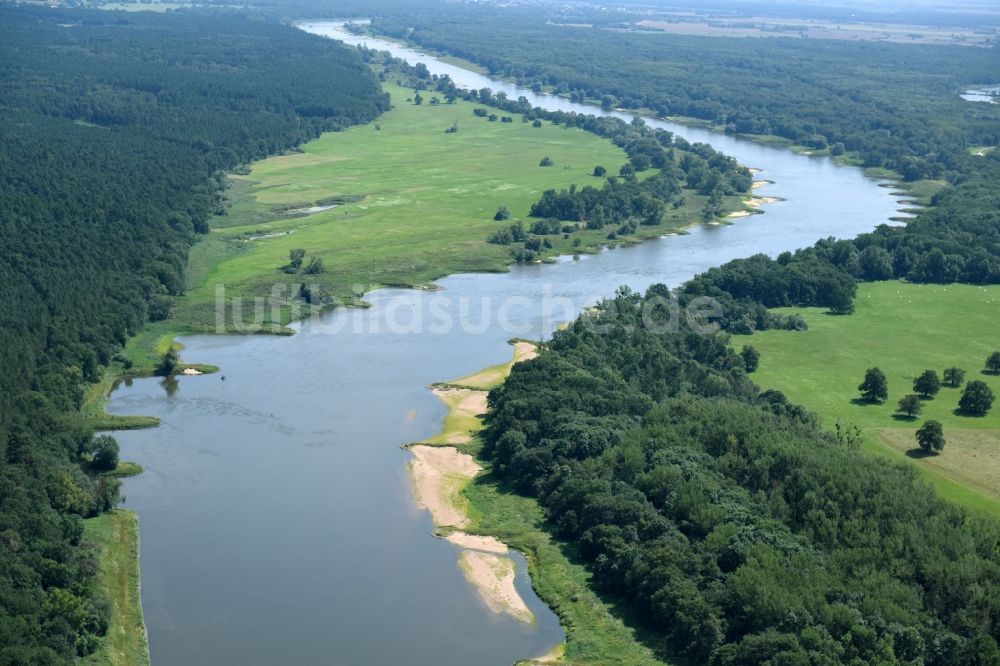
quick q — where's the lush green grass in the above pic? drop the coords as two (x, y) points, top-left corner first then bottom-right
(747, 280), (1000, 516)
(82, 511), (149, 666)
(184, 84), (631, 318)
(441, 340), (538, 391)
(896, 178), (949, 206)
(127, 83), (736, 364)
(101, 461), (145, 478)
(83, 371), (161, 429)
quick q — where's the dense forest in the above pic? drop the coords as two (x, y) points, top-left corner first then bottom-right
(485, 287), (1000, 664)
(0, 8), (386, 661)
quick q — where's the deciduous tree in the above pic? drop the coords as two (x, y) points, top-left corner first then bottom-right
(91, 435), (120, 471)
(916, 420), (945, 453)
(897, 394), (922, 419)
(740, 345), (760, 373)
(943, 367), (966, 388)
(858, 367), (888, 403)
(913, 370), (940, 399)
(959, 380), (995, 416)
(158, 348), (181, 376)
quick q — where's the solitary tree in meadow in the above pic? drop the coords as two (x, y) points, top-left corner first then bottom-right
(916, 420), (945, 454)
(858, 367), (888, 403)
(740, 345), (760, 373)
(539, 156), (554, 167)
(494, 206), (511, 221)
(943, 367), (966, 388)
(987, 351), (1000, 374)
(959, 380), (995, 416)
(413, 92), (423, 106)
(593, 165), (607, 177)
(897, 394), (922, 419)
(828, 285), (855, 315)
(913, 370), (941, 399)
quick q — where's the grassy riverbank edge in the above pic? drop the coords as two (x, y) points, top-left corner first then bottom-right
(81, 510), (150, 666)
(409, 341), (669, 665)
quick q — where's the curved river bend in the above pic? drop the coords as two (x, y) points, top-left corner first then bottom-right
(105, 22), (911, 666)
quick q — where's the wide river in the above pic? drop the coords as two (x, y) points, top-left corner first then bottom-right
(106, 22), (911, 666)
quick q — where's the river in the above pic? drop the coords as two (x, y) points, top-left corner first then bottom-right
(104, 21), (911, 666)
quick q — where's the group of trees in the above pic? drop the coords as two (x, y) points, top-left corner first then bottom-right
(483, 286), (1000, 664)
(859, 366), (995, 420)
(282, 249), (325, 275)
(464, 94), (751, 259)
(0, 8), (386, 661)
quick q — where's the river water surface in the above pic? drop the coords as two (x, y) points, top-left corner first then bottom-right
(106, 22), (912, 666)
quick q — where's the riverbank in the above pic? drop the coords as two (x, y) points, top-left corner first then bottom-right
(81, 511), (149, 666)
(407, 341), (669, 664)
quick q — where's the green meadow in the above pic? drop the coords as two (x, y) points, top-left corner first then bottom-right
(127, 83), (727, 367)
(747, 280), (1000, 516)
(204, 81), (630, 307)
(81, 511), (149, 666)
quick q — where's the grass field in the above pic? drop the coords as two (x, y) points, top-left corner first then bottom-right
(181, 83), (631, 322)
(125, 83), (737, 368)
(82, 511), (149, 666)
(747, 280), (1000, 516)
